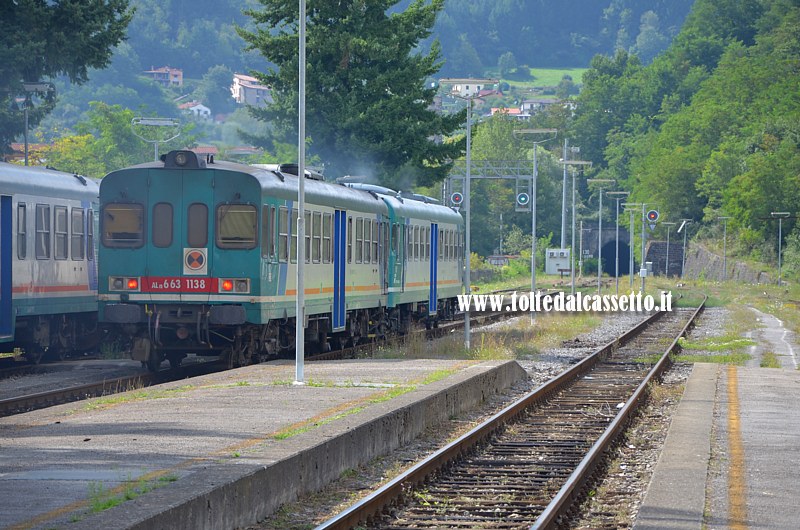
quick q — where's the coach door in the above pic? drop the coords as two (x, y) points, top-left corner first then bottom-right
(1, 195), (12, 339)
(429, 223), (438, 315)
(331, 210), (346, 331)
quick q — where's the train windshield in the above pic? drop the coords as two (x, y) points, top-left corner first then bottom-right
(216, 204), (257, 249)
(102, 203), (144, 248)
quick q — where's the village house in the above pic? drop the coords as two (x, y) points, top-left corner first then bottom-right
(231, 73), (272, 107)
(143, 66), (183, 87)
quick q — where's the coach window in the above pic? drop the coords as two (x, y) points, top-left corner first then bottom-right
(35, 204), (51, 259)
(54, 206), (68, 260)
(363, 218), (371, 263)
(347, 216), (353, 263)
(16, 204), (26, 259)
(278, 207), (288, 262)
(261, 205), (275, 259)
(187, 203), (208, 248)
(355, 217), (363, 264)
(372, 220), (379, 264)
(322, 213), (332, 263)
(87, 209), (95, 261)
(217, 204), (256, 249)
(304, 211), (312, 264)
(102, 203), (144, 249)
(290, 209), (298, 263)
(425, 226), (430, 260)
(312, 211), (322, 263)
(71, 208), (86, 259)
(152, 203), (172, 248)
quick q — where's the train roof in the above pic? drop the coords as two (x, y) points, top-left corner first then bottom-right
(0, 162), (99, 200)
(380, 194), (463, 225)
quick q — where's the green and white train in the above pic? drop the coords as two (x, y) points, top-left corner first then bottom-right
(0, 162), (100, 363)
(98, 150), (464, 370)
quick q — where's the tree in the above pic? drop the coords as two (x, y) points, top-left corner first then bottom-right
(238, 0), (465, 186)
(0, 0), (133, 154)
(497, 51), (517, 77)
(195, 65), (236, 115)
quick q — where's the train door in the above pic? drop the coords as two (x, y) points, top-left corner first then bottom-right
(429, 223), (438, 315)
(381, 218), (389, 295)
(332, 209), (346, 331)
(0, 195), (12, 339)
(390, 221), (404, 293)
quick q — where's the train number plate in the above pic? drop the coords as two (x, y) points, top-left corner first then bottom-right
(142, 277), (217, 292)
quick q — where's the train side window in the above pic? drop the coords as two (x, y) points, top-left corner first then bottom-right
(53, 206), (68, 260)
(87, 209), (95, 261)
(322, 213), (332, 263)
(391, 223), (398, 255)
(261, 205), (274, 259)
(439, 229), (443, 259)
(217, 204), (256, 249)
(187, 203), (208, 248)
(425, 226), (430, 260)
(290, 208), (298, 263)
(278, 207), (288, 262)
(152, 203), (172, 248)
(35, 204), (51, 259)
(312, 211), (322, 263)
(363, 218), (371, 263)
(355, 217), (363, 264)
(304, 211), (312, 263)
(102, 203), (144, 249)
(406, 225), (412, 260)
(16, 203), (26, 260)
(347, 216), (353, 264)
(372, 220), (378, 264)
(71, 208), (86, 259)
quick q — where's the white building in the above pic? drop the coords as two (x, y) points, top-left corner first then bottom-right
(231, 73), (272, 107)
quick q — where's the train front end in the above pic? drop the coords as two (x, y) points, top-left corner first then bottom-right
(98, 151), (263, 370)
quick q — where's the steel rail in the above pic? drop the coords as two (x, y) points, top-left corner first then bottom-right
(314, 305), (673, 530)
(531, 294), (706, 529)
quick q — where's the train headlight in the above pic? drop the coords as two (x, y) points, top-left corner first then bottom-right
(219, 278), (250, 293)
(110, 277), (141, 291)
(127, 278), (139, 290)
(113, 278), (124, 290)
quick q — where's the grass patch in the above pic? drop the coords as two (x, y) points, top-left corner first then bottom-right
(678, 335), (755, 352)
(87, 474), (178, 514)
(760, 351), (781, 368)
(673, 352), (751, 365)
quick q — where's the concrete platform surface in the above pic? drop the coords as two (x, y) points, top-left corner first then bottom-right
(0, 358), (526, 530)
(635, 363), (800, 530)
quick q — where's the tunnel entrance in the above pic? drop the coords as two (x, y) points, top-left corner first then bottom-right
(600, 240), (630, 277)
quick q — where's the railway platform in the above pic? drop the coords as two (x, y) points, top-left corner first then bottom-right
(0, 358), (526, 530)
(635, 362), (800, 530)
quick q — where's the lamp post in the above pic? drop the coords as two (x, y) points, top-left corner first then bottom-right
(624, 202), (642, 290)
(771, 212), (790, 285)
(587, 179), (614, 294)
(662, 222), (676, 277)
(718, 216), (731, 281)
(514, 128), (557, 323)
(560, 140), (580, 249)
(20, 82), (55, 166)
(295, 0), (307, 383)
(454, 94), (475, 349)
(677, 219), (693, 279)
(607, 192), (629, 295)
(560, 159), (592, 295)
(131, 117), (181, 161)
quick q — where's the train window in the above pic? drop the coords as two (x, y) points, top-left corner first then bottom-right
(187, 203), (208, 247)
(312, 212), (321, 263)
(355, 218), (363, 264)
(71, 208), (85, 259)
(391, 224), (398, 255)
(406, 225), (412, 260)
(152, 203), (172, 248)
(372, 220), (378, 264)
(87, 209), (95, 261)
(16, 204), (26, 260)
(425, 227), (430, 260)
(290, 209), (298, 263)
(415, 225), (421, 261)
(35, 204), (51, 259)
(102, 203), (144, 249)
(347, 216), (352, 264)
(304, 211), (312, 263)
(278, 207), (288, 262)
(54, 206), (68, 260)
(322, 213), (332, 263)
(216, 204), (256, 249)
(366, 219), (371, 262)
(261, 205), (274, 259)
(439, 229), (443, 259)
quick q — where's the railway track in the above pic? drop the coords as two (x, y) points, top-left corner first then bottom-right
(315, 300), (705, 530)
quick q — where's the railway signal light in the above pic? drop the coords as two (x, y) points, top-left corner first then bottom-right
(450, 192), (464, 207)
(647, 209), (659, 231)
(516, 192), (530, 207)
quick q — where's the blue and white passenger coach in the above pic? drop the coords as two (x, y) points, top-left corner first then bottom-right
(98, 150), (463, 371)
(0, 162), (99, 363)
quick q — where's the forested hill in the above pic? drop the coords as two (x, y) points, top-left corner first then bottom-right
(432, 0), (693, 74)
(570, 0), (799, 257)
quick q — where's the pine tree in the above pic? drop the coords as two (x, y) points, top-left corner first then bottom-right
(239, 0), (465, 186)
